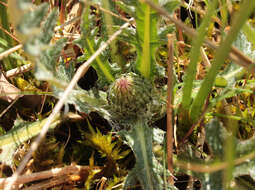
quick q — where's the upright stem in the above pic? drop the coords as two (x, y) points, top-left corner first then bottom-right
(135, 122), (154, 190)
(166, 34), (174, 184)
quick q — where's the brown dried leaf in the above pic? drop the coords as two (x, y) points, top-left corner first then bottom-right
(64, 2), (82, 33)
(0, 72), (22, 102)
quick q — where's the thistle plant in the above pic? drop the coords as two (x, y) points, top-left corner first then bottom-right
(2, 0), (255, 189)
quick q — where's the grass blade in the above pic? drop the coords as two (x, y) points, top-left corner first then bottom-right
(0, 0), (15, 70)
(190, 0), (255, 122)
(181, 0), (218, 109)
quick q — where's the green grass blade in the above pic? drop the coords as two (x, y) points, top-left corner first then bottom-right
(190, 0), (255, 122)
(0, 0), (15, 70)
(0, 1), (11, 43)
(181, 0), (218, 109)
(101, 0), (121, 65)
(135, 0), (158, 79)
(242, 22), (255, 45)
(223, 124), (237, 190)
(219, 0), (228, 30)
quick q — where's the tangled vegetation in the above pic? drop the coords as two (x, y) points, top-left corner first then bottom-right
(1, 0), (255, 189)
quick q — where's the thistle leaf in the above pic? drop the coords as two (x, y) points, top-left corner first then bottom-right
(119, 121), (176, 190)
(195, 171), (223, 190)
(52, 61), (110, 119)
(35, 38), (67, 83)
(0, 115), (61, 166)
(75, 4), (115, 85)
(205, 118), (225, 158)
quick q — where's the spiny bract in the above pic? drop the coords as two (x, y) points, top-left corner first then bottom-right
(107, 72), (153, 122)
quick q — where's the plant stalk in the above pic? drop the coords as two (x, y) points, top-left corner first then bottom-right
(181, 0), (218, 109)
(166, 34), (174, 185)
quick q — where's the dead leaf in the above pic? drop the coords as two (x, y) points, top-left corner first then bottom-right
(0, 71), (22, 102)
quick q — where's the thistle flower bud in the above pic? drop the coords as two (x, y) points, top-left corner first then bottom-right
(107, 72), (152, 122)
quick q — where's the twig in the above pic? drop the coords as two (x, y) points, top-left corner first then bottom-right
(176, 41), (191, 48)
(0, 165), (101, 189)
(21, 176), (69, 190)
(54, 33), (80, 39)
(98, 177), (107, 190)
(166, 34), (174, 184)
(1, 166), (76, 187)
(5, 63), (33, 78)
(142, 0), (255, 75)
(0, 1), (7, 7)
(175, 148), (255, 173)
(97, 5), (130, 23)
(38, 85), (48, 115)
(181, 1), (222, 26)
(54, 16), (81, 31)
(85, 0), (133, 24)
(174, 11), (185, 55)
(0, 44), (23, 60)
(5, 19), (133, 190)
(0, 25), (21, 43)
(200, 47), (211, 67)
(112, 183), (123, 190)
(0, 96), (19, 118)
(64, 126), (71, 149)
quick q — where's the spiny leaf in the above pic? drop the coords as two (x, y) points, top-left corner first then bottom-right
(51, 61), (109, 118)
(39, 8), (58, 44)
(195, 171), (223, 190)
(35, 38), (67, 83)
(119, 121), (176, 190)
(205, 118), (225, 158)
(17, 3), (49, 42)
(233, 159), (255, 182)
(234, 31), (255, 59)
(75, 4), (115, 85)
(0, 115), (61, 166)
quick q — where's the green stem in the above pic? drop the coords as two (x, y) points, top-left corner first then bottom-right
(190, 0), (255, 122)
(135, 122), (154, 190)
(181, 0), (218, 109)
